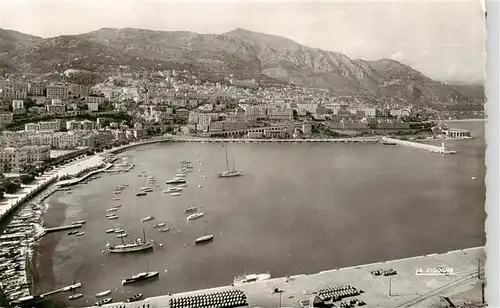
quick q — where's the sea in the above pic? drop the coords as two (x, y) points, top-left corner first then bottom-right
(33, 120), (485, 306)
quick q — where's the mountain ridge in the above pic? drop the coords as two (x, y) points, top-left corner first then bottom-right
(0, 27), (483, 102)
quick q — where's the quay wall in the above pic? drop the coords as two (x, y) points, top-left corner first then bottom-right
(381, 136), (456, 154)
(94, 246), (484, 308)
(0, 176), (58, 223)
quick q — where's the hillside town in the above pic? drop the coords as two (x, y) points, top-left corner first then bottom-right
(0, 68), (483, 176)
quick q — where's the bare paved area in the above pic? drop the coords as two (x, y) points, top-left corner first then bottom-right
(98, 247), (484, 308)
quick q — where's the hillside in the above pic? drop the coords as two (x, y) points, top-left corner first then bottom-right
(0, 27), (483, 102)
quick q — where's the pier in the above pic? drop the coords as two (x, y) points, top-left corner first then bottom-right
(91, 247), (484, 308)
(381, 137), (457, 154)
(55, 163), (113, 187)
(44, 224), (83, 233)
(10, 282), (82, 307)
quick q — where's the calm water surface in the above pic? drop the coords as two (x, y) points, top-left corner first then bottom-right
(35, 121), (485, 305)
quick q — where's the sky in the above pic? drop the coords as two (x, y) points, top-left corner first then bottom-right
(0, 0), (486, 83)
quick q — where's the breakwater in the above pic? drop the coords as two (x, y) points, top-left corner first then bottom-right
(381, 137), (457, 154)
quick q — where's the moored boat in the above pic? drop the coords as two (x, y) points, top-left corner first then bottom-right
(67, 230), (79, 235)
(75, 232), (85, 237)
(95, 290), (111, 297)
(68, 293), (83, 300)
(141, 216), (155, 222)
(127, 293), (143, 302)
(116, 233), (127, 238)
(107, 215), (118, 220)
(153, 223), (166, 228)
(169, 192), (182, 196)
(95, 297), (112, 306)
(185, 207), (198, 213)
(166, 179), (186, 185)
(158, 227), (170, 233)
(187, 213), (204, 221)
(136, 191), (147, 196)
(121, 271), (159, 285)
(105, 229), (115, 234)
(106, 230), (155, 253)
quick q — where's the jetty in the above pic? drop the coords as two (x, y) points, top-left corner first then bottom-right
(381, 136), (457, 154)
(44, 224), (83, 234)
(91, 247), (484, 308)
(11, 282), (82, 307)
(55, 163), (113, 187)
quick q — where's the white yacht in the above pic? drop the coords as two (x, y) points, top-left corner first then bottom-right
(187, 213), (204, 221)
(170, 192), (182, 197)
(163, 187), (182, 193)
(95, 290), (111, 298)
(141, 216), (155, 222)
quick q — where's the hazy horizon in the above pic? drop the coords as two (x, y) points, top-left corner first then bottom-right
(0, 0), (486, 84)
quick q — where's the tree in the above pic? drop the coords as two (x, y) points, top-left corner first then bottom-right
(23, 97), (36, 110)
(20, 174), (35, 185)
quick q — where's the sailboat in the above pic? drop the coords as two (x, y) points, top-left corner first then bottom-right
(216, 144), (243, 178)
(195, 220), (214, 245)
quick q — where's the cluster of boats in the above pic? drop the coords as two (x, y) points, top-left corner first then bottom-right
(136, 175), (156, 196)
(111, 183), (128, 201)
(70, 287), (145, 306)
(163, 160), (192, 196)
(0, 203), (46, 303)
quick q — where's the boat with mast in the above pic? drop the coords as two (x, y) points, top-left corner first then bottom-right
(106, 230), (155, 253)
(216, 144), (242, 178)
(195, 220), (214, 245)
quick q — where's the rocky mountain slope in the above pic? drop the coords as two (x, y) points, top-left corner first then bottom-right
(0, 27), (483, 102)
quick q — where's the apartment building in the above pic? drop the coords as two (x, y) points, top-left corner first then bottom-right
(12, 100), (24, 110)
(24, 145), (51, 166)
(88, 102), (99, 112)
(28, 82), (45, 96)
(0, 113), (13, 127)
(85, 96), (105, 105)
(12, 100), (25, 115)
(81, 120), (95, 130)
(0, 147), (27, 172)
(38, 120), (61, 132)
(46, 104), (66, 114)
(66, 120), (81, 131)
(69, 84), (90, 97)
(47, 83), (70, 100)
(267, 108), (293, 120)
(25, 123), (39, 132)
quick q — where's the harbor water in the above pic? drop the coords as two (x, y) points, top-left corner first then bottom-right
(34, 121), (485, 306)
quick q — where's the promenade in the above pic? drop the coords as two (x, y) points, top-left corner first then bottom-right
(95, 247), (484, 308)
(0, 153), (106, 223)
